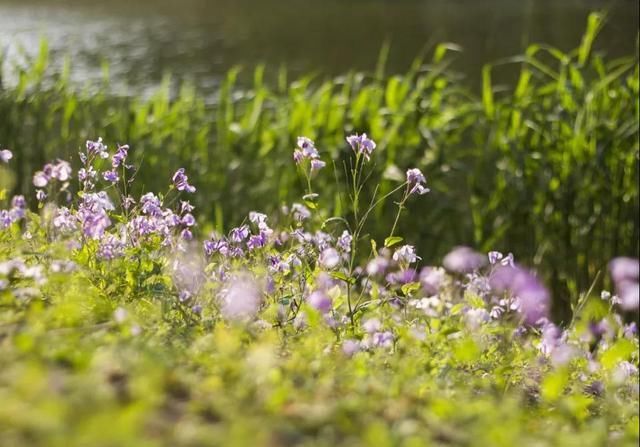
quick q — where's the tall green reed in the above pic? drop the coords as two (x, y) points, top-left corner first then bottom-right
(0, 13), (637, 311)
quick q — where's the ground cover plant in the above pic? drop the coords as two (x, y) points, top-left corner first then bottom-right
(0, 131), (638, 446)
(1, 13), (638, 301)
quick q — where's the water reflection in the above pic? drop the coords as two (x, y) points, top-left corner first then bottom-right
(0, 0), (637, 93)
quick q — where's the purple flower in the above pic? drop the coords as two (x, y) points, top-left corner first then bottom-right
(291, 203), (311, 221)
(319, 248), (340, 270)
(78, 167), (97, 182)
(51, 160), (72, 182)
(366, 256), (389, 276)
(180, 229), (193, 240)
(163, 210), (181, 227)
(406, 168), (425, 185)
(342, 339), (361, 356)
(297, 136), (319, 158)
(179, 290), (192, 303)
(230, 225), (249, 242)
(103, 170), (119, 183)
(204, 238), (229, 257)
(488, 251), (515, 267)
(419, 267), (445, 295)
(619, 285), (639, 311)
(310, 159), (326, 172)
(392, 245), (420, 264)
(490, 265), (550, 325)
(346, 133), (376, 161)
(488, 251), (503, 265)
(112, 144), (129, 168)
(0, 210), (13, 228)
(77, 192), (114, 239)
(180, 201), (194, 214)
(623, 322), (638, 339)
(98, 234), (125, 260)
(172, 168), (196, 193)
(220, 274), (263, 321)
(386, 268), (418, 285)
(247, 233), (267, 250)
(229, 246), (245, 258)
(11, 195), (26, 210)
(81, 192), (115, 212)
(589, 319), (612, 339)
(372, 331), (394, 348)
(314, 231), (332, 251)
(406, 168), (430, 195)
(53, 207), (78, 233)
(35, 190), (47, 202)
(140, 193), (162, 217)
(337, 230), (352, 253)
(443, 246), (486, 273)
(515, 277), (550, 317)
(33, 171), (49, 188)
(307, 290), (332, 313)
(86, 138), (109, 159)
(82, 210), (111, 239)
(123, 196), (136, 210)
(1, 196), (26, 224)
(181, 213), (196, 227)
(609, 257), (639, 311)
(315, 272), (336, 290)
(362, 318), (382, 334)
(609, 257), (639, 283)
(293, 149), (304, 164)
(249, 212), (268, 225)
(0, 149), (13, 163)
(538, 322), (562, 356)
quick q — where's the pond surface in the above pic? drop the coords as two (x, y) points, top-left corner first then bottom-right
(0, 0), (638, 93)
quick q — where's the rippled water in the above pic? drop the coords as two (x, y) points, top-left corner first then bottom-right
(0, 0), (637, 93)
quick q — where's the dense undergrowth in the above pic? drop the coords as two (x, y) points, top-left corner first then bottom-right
(1, 13), (638, 306)
(0, 128), (638, 446)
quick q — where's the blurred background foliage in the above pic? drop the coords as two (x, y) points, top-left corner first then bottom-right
(0, 13), (638, 315)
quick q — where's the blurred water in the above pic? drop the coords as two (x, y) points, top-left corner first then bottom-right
(0, 0), (637, 93)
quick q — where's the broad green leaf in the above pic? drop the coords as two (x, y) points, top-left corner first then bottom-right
(384, 236), (403, 248)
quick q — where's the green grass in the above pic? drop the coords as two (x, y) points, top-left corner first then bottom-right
(1, 12), (638, 313)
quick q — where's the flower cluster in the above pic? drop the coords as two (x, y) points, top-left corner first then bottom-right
(172, 168), (197, 193)
(293, 137), (325, 172)
(0, 195), (26, 229)
(490, 263), (551, 325)
(204, 212), (275, 258)
(609, 257), (639, 311)
(33, 160), (72, 188)
(0, 130), (638, 445)
(346, 133), (376, 161)
(0, 137), (637, 392)
(406, 168), (430, 195)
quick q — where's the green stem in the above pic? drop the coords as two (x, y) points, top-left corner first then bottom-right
(388, 191), (409, 240)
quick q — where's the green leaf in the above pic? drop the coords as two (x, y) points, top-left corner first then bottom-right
(465, 293), (486, 309)
(482, 64), (495, 119)
(330, 271), (355, 285)
(384, 236), (403, 248)
(541, 368), (569, 402)
(450, 303), (465, 316)
(600, 339), (636, 370)
(453, 337), (481, 363)
(304, 199), (317, 209)
(370, 239), (378, 254)
(401, 282), (421, 296)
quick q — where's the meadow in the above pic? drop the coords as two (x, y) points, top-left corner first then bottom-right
(0, 12), (638, 447)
